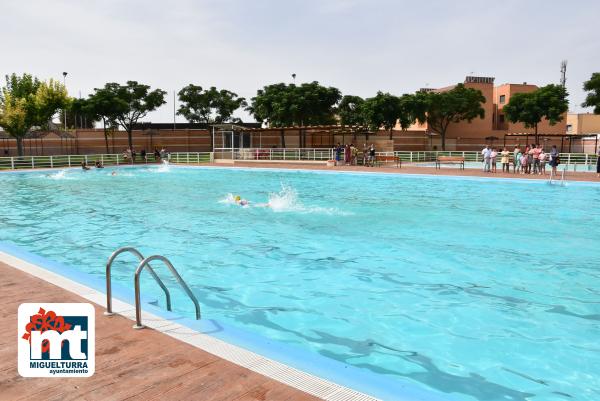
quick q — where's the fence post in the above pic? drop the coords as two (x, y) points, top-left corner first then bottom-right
(283, 149), (286, 160)
(116, 155), (119, 165)
(68, 155), (71, 167)
(187, 152), (190, 164)
(50, 156), (54, 168)
(85, 155), (88, 165)
(31, 157), (35, 169)
(11, 157), (14, 169)
(101, 154), (104, 165)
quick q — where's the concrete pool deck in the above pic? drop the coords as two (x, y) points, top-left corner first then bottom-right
(207, 161), (600, 182)
(0, 262), (320, 401)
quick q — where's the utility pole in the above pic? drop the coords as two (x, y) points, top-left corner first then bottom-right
(62, 72), (68, 131)
(173, 90), (176, 130)
(560, 60), (567, 88)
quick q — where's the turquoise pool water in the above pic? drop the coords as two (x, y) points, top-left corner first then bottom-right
(1, 165), (599, 401)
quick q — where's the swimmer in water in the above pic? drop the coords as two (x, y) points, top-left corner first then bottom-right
(234, 195), (249, 206)
(111, 171), (117, 176)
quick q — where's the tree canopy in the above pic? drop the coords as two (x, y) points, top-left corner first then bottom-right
(61, 98), (96, 130)
(337, 95), (365, 127)
(177, 85), (246, 124)
(0, 73), (69, 155)
(582, 72), (600, 114)
(423, 84), (486, 150)
(94, 81), (166, 150)
(85, 88), (127, 153)
(247, 81), (341, 127)
(503, 84), (568, 138)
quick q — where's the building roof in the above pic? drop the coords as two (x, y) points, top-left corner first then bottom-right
(132, 122), (262, 130)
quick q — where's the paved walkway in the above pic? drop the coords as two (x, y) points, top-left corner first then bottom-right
(0, 262), (319, 401)
(213, 161), (600, 182)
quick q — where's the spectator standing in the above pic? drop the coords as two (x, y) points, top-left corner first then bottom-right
(481, 145), (491, 172)
(501, 147), (510, 173)
(490, 148), (498, 173)
(549, 145), (560, 176)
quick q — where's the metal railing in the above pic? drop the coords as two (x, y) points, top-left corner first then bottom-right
(133, 255), (201, 329)
(170, 152), (213, 164)
(104, 247), (201, 329)
(1, 150), (597, 171)
(232, 148), (335, 161)
(105, 247), (172, 316)
(0, 153), (162, 170)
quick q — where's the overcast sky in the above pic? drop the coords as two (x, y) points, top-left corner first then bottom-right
(2, 0), (599, 124)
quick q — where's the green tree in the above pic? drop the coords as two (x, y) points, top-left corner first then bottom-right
(582, 72), (600, 114)
(86, 89), (127, 153)
(337, 95), (365, 126)
(362, 92), (419, 140)
(424, 83), (486, 150)
(503, 84), (568, 142)
(177, 85), (247, 124)
(60, 98), (96, 129)
(0, 74), (69, 156)
(98, 81), (166, 150)
(248, 81), (341, 147)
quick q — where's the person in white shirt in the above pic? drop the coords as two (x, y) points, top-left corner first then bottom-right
(481, 145), (491, 172)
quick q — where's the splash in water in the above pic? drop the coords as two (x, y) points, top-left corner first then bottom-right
(153, 160), (171, 173)
(219, 193), (238, 205)
(219, 184), (350, 215)
(46, 170), (73, 180)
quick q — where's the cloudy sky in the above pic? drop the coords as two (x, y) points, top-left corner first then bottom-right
(2, 0), (599, 123)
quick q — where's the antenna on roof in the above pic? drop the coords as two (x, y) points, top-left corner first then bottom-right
(560, 60), (567, 87)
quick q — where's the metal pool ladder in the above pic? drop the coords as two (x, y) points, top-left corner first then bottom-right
(105, 246), (201, 329)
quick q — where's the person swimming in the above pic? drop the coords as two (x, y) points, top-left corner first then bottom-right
(234, 195), (249, 206)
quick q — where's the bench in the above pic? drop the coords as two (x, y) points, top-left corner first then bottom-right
(435, 156), (465, 170)
(375, 155), (401, 168)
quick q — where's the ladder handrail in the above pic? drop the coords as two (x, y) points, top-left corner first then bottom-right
(105, 247), (172, 315)
(133, 254), (201, 328)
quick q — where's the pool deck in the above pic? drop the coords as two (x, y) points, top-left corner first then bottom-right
(211, 161), (600, 182)
(0, 262), (320, 401)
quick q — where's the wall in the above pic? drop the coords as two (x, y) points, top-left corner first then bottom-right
(567, 113), (600, 134)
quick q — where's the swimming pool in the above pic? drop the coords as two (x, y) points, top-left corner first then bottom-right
(1, 165), (599, 401)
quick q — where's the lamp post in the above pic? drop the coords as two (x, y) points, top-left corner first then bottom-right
(62, 72), (68, 131)
(292, 73), (296, 84)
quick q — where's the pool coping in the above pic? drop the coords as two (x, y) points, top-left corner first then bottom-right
(0, 241), (454, 401)
(171, 163), (600, 187)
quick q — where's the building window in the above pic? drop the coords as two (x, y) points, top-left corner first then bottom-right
(567, 124), (572, 132)
(499, 95), (506, 104)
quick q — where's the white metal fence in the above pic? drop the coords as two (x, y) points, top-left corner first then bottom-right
(0, 153), (163, 170)
(1, 150), (598, 172)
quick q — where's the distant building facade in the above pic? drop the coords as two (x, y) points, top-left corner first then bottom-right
(567, 113), (600, 134)
(403, 76), (567, 150)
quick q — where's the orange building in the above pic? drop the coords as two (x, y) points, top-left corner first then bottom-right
(405, 76), (567, 150)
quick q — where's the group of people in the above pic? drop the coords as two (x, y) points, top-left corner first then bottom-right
(81, 160), (104, 170)
(334, 143), (377, 166)
(481, 144), (561, 175)
(121, 147), (169, 163)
